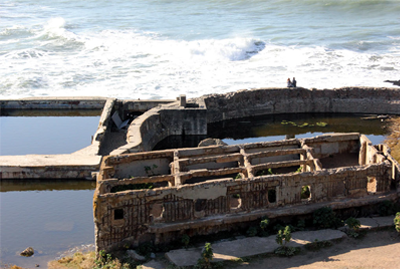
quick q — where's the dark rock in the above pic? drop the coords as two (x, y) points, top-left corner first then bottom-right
(20, 247), (34, 257)
(126, 249), (146, 261)
(384, 80), (400, 86)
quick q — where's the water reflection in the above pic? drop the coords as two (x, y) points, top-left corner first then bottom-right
(155, 113), (389, 149)
(208, 113), (388, 141)
(0, 179), (96, 192)
(0, 116), (100, 155)
(0, 180), (95, 268)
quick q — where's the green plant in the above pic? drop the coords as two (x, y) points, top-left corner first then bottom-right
(378, 200), (397, 216)
(345, 217), (361, 230)
(144, 164), (158, 176)
(313, 207), (342, 229)
(260, 217), (270, 237)
(234, 173), (242, 180)
(111, 183), (154, 193)
(182, 234), (190, 248)
(295, 166), (302, 173)
(296, 219), (306, 231)
(260, 217), (270, 230)
(274, 226), (300, 257)
(195, 243), (214, 269)
(316, 122), (328, 127)
(300, 185), (310, 199)
(136, 242), (155, 257)
(246, 226), (258, 237)
(94, 250), (129, 269)
(255, 168), (273, 177)
(394, 212), (400, 233)
(344, 217), (362, 238)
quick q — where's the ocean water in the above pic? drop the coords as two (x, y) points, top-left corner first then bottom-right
(1, 0), (399, 100)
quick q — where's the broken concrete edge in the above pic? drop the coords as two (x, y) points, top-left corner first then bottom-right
(0, 96), (109, 110)
(164, 216), (396, 267)
(114, 100), (207, 154)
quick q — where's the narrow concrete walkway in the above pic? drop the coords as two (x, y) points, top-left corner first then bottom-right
(0, 154), (101, 179)
(163, 216), (395, 267)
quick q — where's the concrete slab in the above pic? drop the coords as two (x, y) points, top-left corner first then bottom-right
(212, 236), (278, 261)
(0, 154), (101, 179)
(358, 217), (379, 229)
(0, 154), (101, 166)
(165, 248), (201, 267)
(359, 216), (395, 229)
(373, 216), (396, 227)
(288, 229), (346, 247)
(165, 229), (346, 267)
(141, 260), (166, 269)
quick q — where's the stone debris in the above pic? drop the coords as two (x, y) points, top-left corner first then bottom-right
(126, 249), (146, 261)
(198, 138), (228, 147)
(141, 260), (164, 269)
(20, 247), (34, 257)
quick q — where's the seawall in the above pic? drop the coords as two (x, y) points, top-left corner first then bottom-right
(197, 87), (400, 122)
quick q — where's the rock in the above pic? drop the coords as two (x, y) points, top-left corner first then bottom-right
(126, 249), (146, 261)
(198, 138), (228, 147)
(20, 247), (34, 257)
(384, 80), (400, 87)
(150, 252), (156, 259)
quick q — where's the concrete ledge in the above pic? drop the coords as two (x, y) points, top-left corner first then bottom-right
(165, 229), (346, 267)
(358, 216), (396, 229)
(0, 154), (101, 179)
(0, 96), (109, 110)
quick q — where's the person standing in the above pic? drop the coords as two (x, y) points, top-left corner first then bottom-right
(292, 77), (297, 88)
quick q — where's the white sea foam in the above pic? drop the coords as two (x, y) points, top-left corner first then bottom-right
(1, 0), (400, 100)
(1, 27), (399, 100)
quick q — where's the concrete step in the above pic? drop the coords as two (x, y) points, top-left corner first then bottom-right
(165, 216), (396, 267)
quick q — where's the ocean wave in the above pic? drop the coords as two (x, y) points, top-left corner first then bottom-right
(1, 26), (399, 100)
(4, 49), (48, 59)
(33, 17), (85, 51)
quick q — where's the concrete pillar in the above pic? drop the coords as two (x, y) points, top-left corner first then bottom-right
(180, 94), (186, 107)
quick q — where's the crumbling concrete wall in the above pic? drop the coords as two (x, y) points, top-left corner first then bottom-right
(94, 133), (398, 252)
(112, 100), (207, 155)
(199, 87), (400, 123)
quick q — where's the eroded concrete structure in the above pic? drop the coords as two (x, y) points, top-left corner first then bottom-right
(2, 87), (400, 179)
(94, 133), (400, 252)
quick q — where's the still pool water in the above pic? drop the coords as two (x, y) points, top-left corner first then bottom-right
(0, 110), (101, 155)
(156, 113), (389, 149)
(0, 180), (96, 268)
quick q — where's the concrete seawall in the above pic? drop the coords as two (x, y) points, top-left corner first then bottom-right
(197, 87), (400, 122)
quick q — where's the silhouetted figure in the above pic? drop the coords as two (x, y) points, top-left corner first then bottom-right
(292, 77), (297, 88)
(287, 78), (292, 87)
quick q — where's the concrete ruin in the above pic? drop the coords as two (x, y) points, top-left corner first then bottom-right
(94, 133), (400, 252)
(2, 87), (400, 254)
(2, 87), (400, 179)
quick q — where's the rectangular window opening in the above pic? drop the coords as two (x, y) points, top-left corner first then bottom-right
(267, 189), (276, 203)
(230, 194), (242, 209)
(301, 185), (311, 200)
(114, 209), (124, 220)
